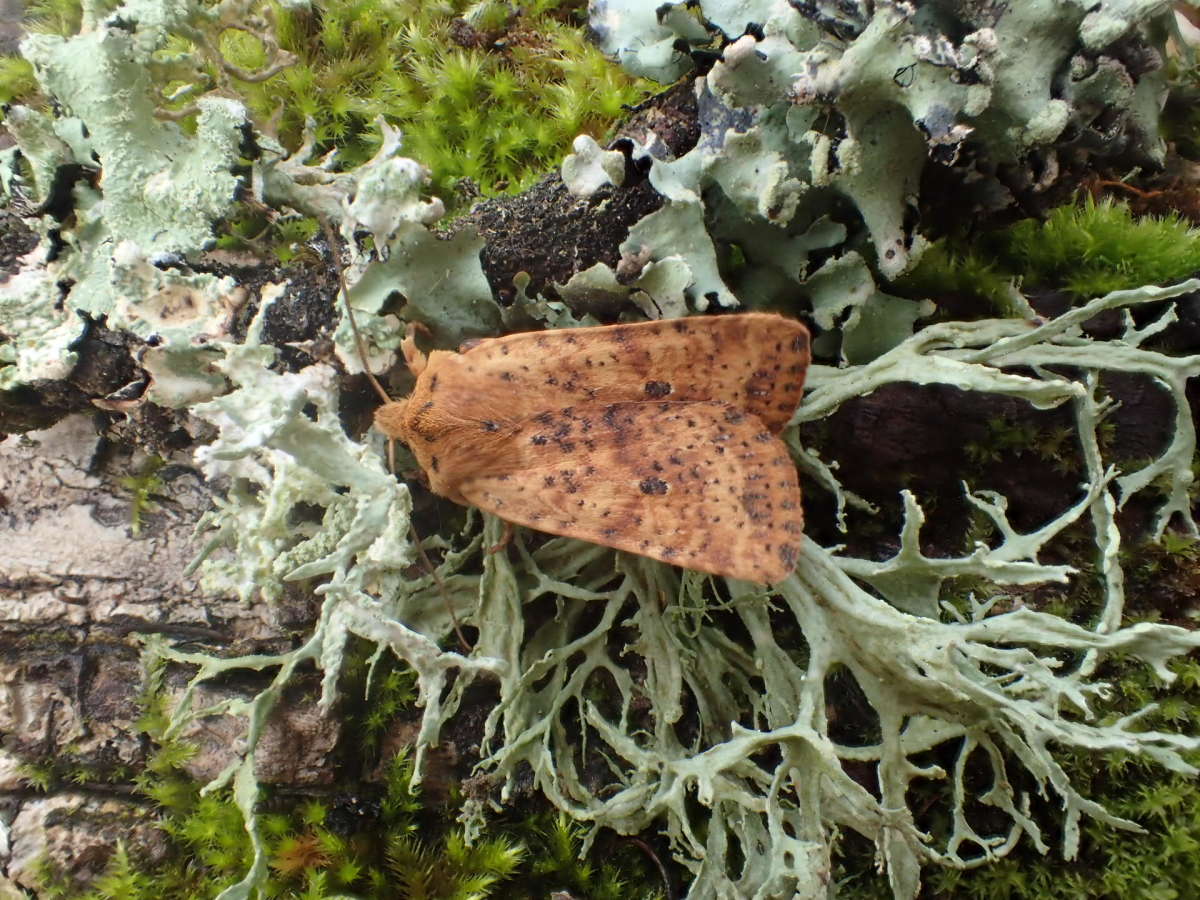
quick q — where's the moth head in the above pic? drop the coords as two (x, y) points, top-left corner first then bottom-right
(373, 398), (409, 441)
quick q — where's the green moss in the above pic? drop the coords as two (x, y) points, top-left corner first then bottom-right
(893, 241), (1019, 316)
(17, 753), (137, 794)
(265, 0), (650, 201)
(24, 0), (104, 35)
(963, 417), (1041, 467)
(1, 0), (648, 207)
(385, 828), (524, 900)
(0, 56), (37, 106)
(34, 650), (664, 899)
(42, 747), (665, 899)
(37, 844), (155, 900)
(1163, 47), (1200, 161)
(120, 456), (167, 537)
(898, 197), (1200, 312)
(1006, 197), (1200, 298)
(496, 813), (665, 900)
(337, 641), (419, 751)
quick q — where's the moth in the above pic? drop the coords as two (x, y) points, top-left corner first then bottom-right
(367, 314), (811, 584)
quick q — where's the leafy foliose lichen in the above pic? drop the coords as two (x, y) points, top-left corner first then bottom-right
(0, 0), (267, 399)
(0, 0), (507, 404)
(583, 0), (1183, 358)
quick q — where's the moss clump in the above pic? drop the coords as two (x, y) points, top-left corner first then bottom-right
(1004, 196), (1200, 298)
(39, 750), (665, 899)
(0, 0), (648, 205)
(259, 0), (649, 200)
(890, 240), (1019, 315)
(33, 649), (665, 899)
(898, 197), (1200, 312)
(0, 55), (37, 105)
(120, 456), (167, 537)
(1163, 42), (1200, 163)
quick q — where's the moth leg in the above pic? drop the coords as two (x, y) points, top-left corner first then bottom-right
(402, 321), (432, 377)
(486, 520), (515, 555)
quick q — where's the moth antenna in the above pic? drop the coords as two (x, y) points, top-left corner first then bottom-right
(317, 215), (392, 406)
(319, 217), (468, 648)
(620, 836), (674, 900)
(409, 522), (472, 653)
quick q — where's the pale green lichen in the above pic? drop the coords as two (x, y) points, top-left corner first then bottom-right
(460, 278), (1200, 899)
(0, 0), (266, 397)
(560, 134), (627, 198)
(174, 274), (1200, 899)
(0, 88), (248, 393)
(587, 0), (1180, 327)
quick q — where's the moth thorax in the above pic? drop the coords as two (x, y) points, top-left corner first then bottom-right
(373, 399), (409, 440)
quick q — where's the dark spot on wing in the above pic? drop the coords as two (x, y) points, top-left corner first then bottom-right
(639, 477), (669, 495)
(644, 380), (672, 399)
(745, 369), (774, 399)
(741, 490), (770, 521)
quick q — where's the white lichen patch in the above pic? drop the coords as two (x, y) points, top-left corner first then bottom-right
(561, 134), (627, 197)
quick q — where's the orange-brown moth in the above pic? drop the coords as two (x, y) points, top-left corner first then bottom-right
(370, 314), (811, 584)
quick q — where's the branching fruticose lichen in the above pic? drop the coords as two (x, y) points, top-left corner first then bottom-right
(4, 1), (1200, 899)
(170, 276), (1200, 900)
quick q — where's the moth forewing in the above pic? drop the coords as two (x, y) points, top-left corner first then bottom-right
(373, 314), (810, 582)
(412, 313), (810, 434)
(458, 399), (803, 583)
